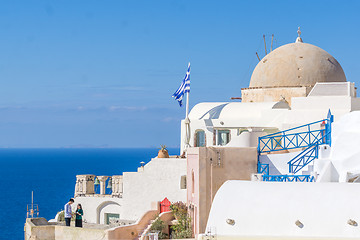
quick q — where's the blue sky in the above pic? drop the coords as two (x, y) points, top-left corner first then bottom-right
(0, 0), (358, 148)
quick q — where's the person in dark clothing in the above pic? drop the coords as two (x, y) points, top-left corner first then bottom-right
(75, 204), (83, 227)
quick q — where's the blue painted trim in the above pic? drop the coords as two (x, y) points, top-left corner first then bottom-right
(258, 163), (269, 175)
(257, 114), (334, 180)
(262, 174), (315, 182)
(258, 117), (333, 154)
(287, 131), (330, 174)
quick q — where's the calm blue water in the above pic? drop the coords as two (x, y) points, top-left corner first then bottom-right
(0, 148), (179, 240)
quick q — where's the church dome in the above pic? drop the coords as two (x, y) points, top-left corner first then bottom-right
(249, 41), (346, 88)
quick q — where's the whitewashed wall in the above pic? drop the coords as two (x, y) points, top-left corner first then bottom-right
(259, 151), (299, 175)
(121, 158), (187, 220)
(328, 111), (360, 182)
(206, 181), (360, 239)
(180, 94), (360, 153)
(74, 157), (187, 224)
(74, 196), (123, 224)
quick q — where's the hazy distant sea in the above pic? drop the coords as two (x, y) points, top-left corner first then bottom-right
(0, 148), (179, 240)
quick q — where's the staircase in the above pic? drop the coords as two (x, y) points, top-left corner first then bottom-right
(257, 111), (333, 182)
(138, 219), (154, 240)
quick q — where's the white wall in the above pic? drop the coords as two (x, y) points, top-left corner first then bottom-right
(98, 201), (122, 224)
(226, 131), (251, 147)
(327, 111), (360, 182)
(74, 196), (123, 224)
(73, 157), (186, 224)
(206, 181), (360, 238)
(181, 94), (359, 153)
(313, 159), (338, 182)
(121, 157), (187, 221)
(259, 151), (300, 175)
(292, 96), (352, 111)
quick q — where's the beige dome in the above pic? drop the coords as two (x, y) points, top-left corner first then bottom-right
(249, 42), (346, 88)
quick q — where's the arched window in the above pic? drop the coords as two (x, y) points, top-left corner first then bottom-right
(194, 130), (206, 147)
(217, 130), (230, 146)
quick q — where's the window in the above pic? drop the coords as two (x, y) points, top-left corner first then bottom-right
(195, 130), (206, 147)
(217, 130), (230, 146)
(180, 175), (187, 189)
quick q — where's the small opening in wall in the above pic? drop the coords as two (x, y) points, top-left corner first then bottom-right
(191, 171), (195, 194)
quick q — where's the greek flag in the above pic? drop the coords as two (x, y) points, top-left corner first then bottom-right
(172, 62), (190, 107)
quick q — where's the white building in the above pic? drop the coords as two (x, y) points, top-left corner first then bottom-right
(182, 83), (360, 154)
(182, 30), (360, 239)
(72, 156), (186, 225)
(205, 180), (360, 239)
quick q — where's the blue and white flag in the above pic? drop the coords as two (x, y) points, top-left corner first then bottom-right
(172, 62), (190, 107)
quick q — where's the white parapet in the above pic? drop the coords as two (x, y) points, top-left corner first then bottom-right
(205, 180), (360, 239)
(75, 175), (95, 197)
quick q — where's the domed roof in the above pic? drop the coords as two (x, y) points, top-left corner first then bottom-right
(249, 41), (346, 88)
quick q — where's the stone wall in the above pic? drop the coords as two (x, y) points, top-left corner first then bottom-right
(25, 212), (160, 240)
(25, 218), (106, 240)
(241, 86), (311, 105)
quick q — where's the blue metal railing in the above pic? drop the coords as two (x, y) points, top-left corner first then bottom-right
(262, 174), (315, 182)
(287, 131), (330, 174)
(258, 119), (331, 154)
(288, 144), (318, 174)
(258, 163), (269, 175)
(257, 110), (333, 182)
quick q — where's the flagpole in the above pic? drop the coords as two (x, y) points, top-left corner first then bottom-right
(185, 91), (189, 120)
(185, 62), (190, 120)
(185, 91), (190, 149)
(184, 66), (190, 148)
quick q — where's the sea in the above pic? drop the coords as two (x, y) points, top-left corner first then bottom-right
(0, 148), (179, 240)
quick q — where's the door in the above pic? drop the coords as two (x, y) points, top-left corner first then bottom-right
(105, 213), (120, 224)
(160, 197), (171, 213)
